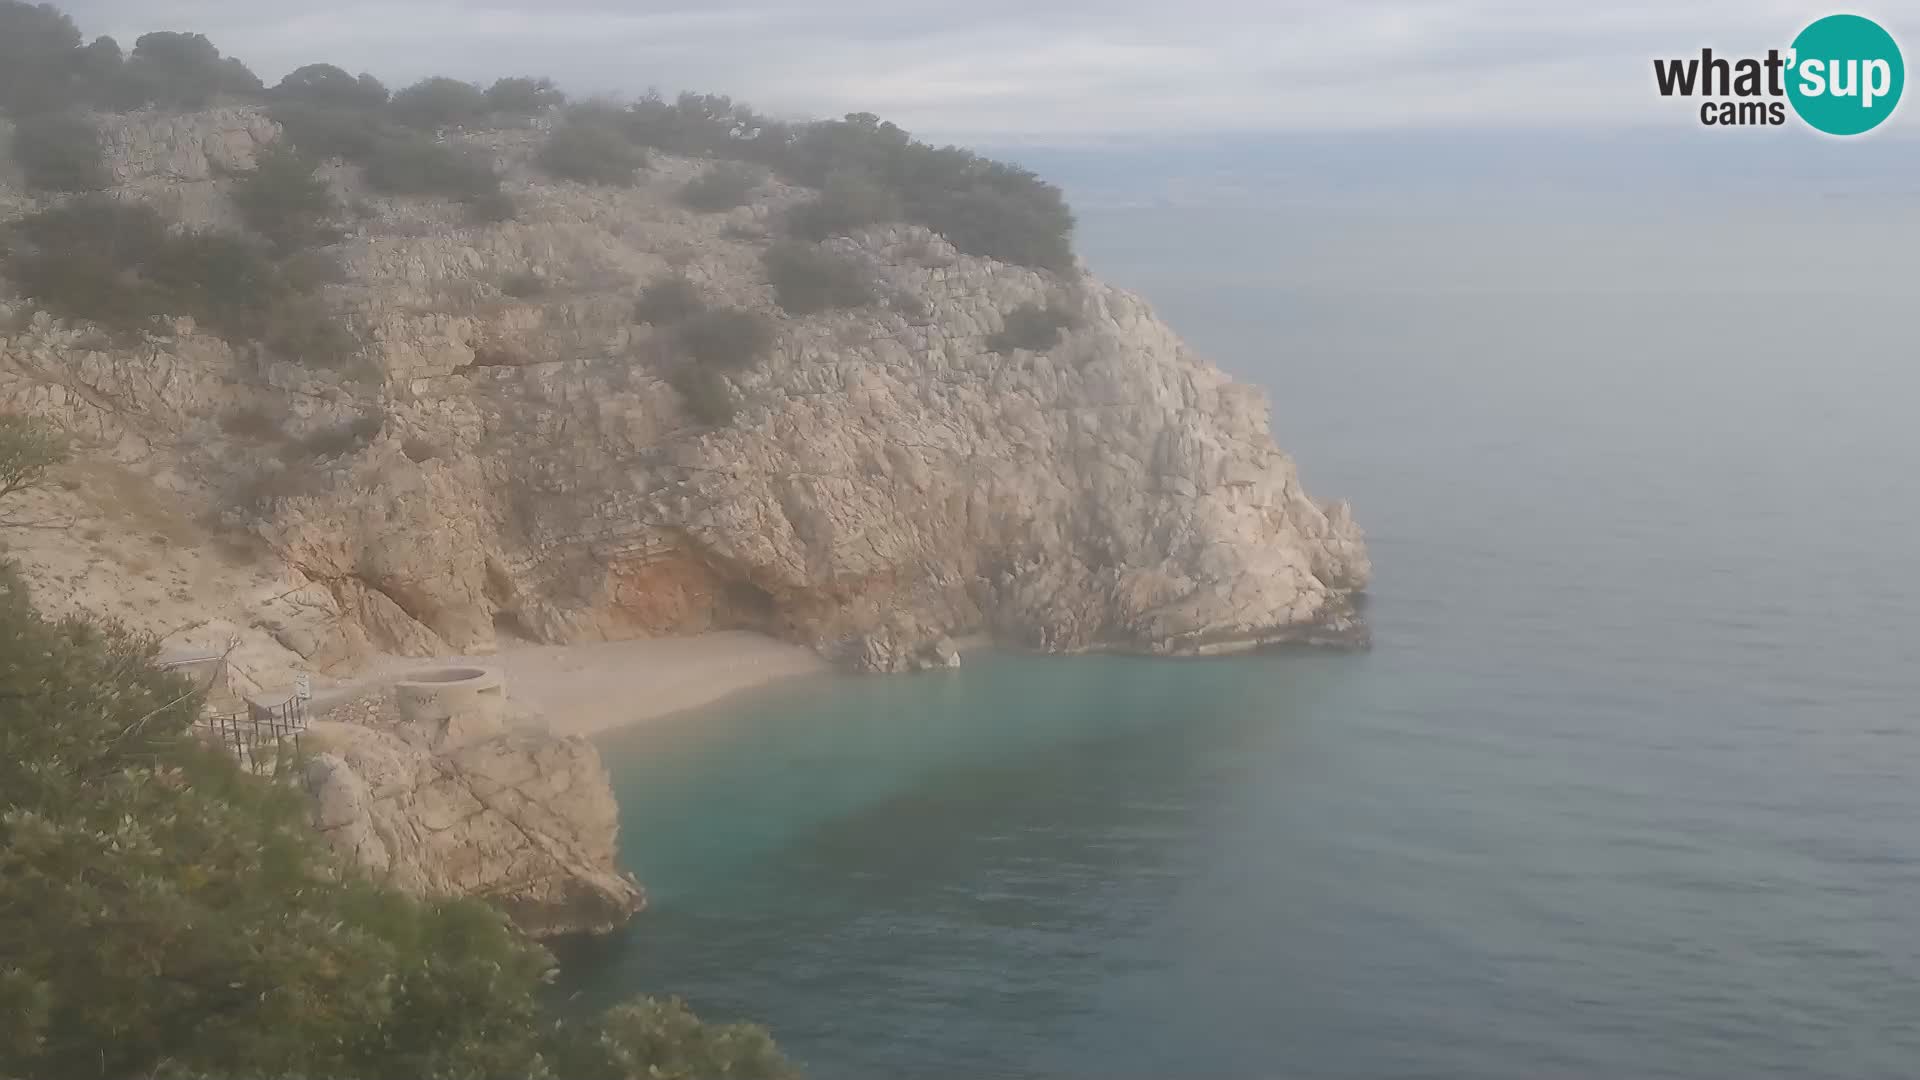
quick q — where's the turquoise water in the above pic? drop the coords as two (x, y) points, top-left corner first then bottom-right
(557, 195), (1920, 1078)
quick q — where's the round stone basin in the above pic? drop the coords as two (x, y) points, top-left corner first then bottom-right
(394, 667), (506, 744)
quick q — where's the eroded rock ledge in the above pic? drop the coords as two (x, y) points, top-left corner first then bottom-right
(302, 669), (644, 937)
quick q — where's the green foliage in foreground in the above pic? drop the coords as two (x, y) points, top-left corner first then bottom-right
(0, 563), (798, 1080)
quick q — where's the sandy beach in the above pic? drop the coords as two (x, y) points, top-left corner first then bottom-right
(322, 632), (832, 737)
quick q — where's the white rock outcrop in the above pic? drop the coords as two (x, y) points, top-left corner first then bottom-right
(302, 678), (644, 938)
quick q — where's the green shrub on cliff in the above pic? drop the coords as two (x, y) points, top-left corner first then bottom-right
(633, 273), (704, 325)
(678, 307), (774, 370)
(1, 197), (359, 363)
(360, 136), (503, 203)
(117, 30), (262, 110)
(670, 365), (738, 427)
(538, 118), (647, 186)
(987, 299), (1079, 354)
(8, 110), (109, 192)
(390, 75), (487, 130)
(0, 415), (68, 505)
(764, 240), (878, 315)
(231, 143), (342, 253)
(272, 63), (389, 110)
(0, 0), (85, 115)
(680, 162), (763, 212)
(0, 561), (798, 1080)
(785, 167), (902, 241)
(485, 76), (565, 117)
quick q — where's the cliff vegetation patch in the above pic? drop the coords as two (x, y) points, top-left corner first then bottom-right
(988, 299), (1081, 354)
(680, 161), (763, 212)
(678, 306), (775, 370)
(1, 1), (1074, 270)
(7, 110), (108, 192)
(633, 273), (705, 325)
(764, 240), (879, 315)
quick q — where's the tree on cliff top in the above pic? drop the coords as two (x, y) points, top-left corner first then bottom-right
(273, 63), (389, 110)
(118, 30), (262, 109)
(0, 1), (82, 114)
(0, 558), (798, 1079)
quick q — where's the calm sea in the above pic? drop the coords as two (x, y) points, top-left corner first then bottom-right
(556, 190), (1920, 1078)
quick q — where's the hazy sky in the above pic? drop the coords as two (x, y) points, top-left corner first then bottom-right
(49, 1), (1908, 140)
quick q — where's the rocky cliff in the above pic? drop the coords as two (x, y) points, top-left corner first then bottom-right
(303, 673), (644, 938)
(0, 106), (1368, 680)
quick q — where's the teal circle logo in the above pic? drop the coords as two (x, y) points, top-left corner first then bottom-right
(1787, 14), (1904, 135)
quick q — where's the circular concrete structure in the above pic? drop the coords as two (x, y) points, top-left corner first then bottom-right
(394, 666), (507, 747)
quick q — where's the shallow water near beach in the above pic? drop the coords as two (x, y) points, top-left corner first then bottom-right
(558, 193), (1920, 1078)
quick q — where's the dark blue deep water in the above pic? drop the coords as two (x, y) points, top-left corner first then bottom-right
(558, 194), (1920, 1078)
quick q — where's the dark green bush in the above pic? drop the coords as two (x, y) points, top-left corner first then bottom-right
(603, 100), (1074, 270)
(680, 162), (762, 212)
(117, 30), (261, 109)
(670, 365), (736, 426)
(9, 110), (107, 192)
(468, 188), (517, 223)
(261, 296), (360, 372)
(70, 35), (123, 106)
(142, 227), (280, 337)
(269, 93), (502, 205)
(2, 198), (355, 361)
(785, 167), (903, 240)
(485, 75), (564, 116)
(3, 198), (173, 331)
(625, 91), (788, 161)
(919, 178), (1075, 273)
(0, 1), (83, 114)
(218, 404), (281, 440)
(987, 299), (1079, 353)
(500, 270), (546, 298)
(361, 136), (501, 202)
(268, 100), (397, 161)
(0, 414), (68, 502)
(230, 143), (341, 253)
(278, 247), (346, 292)
(763, 240), (877, 315)
(633, 273), (704, 324)
(538, 120), (646, 185)
(390, 75), (487, 129)
(272, 62), (387, 109)
(677, 307), (773, 370)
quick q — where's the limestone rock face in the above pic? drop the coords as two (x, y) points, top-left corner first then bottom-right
(0, 107), (1370, 687)
(303, 687), (644, 937)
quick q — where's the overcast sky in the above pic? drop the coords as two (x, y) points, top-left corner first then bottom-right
(49, 1), (1908, 141)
